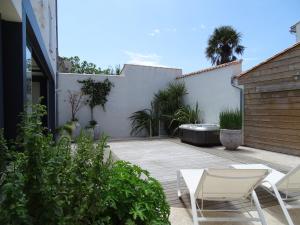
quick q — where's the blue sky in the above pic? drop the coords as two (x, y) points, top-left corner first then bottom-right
(58, 0), (300, 73)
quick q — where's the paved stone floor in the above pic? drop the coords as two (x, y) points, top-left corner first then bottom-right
(109, 138), (300, 225)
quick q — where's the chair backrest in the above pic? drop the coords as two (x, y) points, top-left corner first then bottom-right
(276, 164), (300, 193)
(195, 169), (269, 200)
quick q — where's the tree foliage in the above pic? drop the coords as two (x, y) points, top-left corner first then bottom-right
(78, 78), (114, 121)
(205, 26), (245, 65)
(61, 56), (121, 75)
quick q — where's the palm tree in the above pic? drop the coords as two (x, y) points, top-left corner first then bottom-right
(205, 26), (245, 65)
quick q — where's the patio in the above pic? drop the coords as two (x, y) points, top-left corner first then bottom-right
(109, 138), (300, 225)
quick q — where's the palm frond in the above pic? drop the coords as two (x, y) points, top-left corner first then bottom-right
(169, 103), (201, 135)
(205, 26), (245, 65)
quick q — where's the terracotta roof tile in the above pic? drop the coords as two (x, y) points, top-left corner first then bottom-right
(176, 60), (242, 80)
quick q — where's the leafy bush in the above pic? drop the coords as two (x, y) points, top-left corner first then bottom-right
(219, 109), (242, 130)
(129, 82), (187, 136)
(0, 103), (170, 225)
(129, 103), (159, 136)
(0, 129), (9, 173)
(169, 103), (201, 134)
(153, 82), (187, 134)
(105, 161), (170, 224)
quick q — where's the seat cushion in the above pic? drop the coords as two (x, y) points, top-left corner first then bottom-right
(231, 164), (285, 189)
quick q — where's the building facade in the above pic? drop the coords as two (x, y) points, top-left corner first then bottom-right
(0, 0), (58, 139)
(238, 42), (300, 156)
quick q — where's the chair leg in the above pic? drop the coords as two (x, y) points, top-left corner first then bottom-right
(190, 194), (199, 225)
(176, 170), (182, 198)
(271, 183), (295, 225)
(251, 190), (267, 225)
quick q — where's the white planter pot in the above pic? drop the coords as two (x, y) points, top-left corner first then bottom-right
(71, 121), (81, 139)
(85, 128), (94, 139)
(220, 129), (242, 150)
(94, 124), (101, 140)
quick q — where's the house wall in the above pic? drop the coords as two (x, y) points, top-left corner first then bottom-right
(30, 0), (57, 74)
(238, 44), (300, 156)
(177, 62), (242, 124)
(0, 0), (57, 74)
(0, 0), (57, 137)
(57, 65), (182, 139)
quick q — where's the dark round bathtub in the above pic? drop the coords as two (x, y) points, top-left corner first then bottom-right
(178, 124), (221, 146)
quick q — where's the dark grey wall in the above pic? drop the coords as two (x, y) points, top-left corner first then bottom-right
(2, 21), (25, 139)
(0, 15), (4, 129)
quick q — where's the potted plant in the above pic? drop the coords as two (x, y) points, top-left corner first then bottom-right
(87, 120), (100, 140)
(67, 90), (83, 139)
(85, 121), (95, 138)
(54, 123), (73, 142)
(78, 78), (113, 140)
(219, 109), (242, 150)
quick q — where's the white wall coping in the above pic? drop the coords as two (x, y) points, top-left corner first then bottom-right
(59, 73), (125, 77)
(122, 64), (182, 71)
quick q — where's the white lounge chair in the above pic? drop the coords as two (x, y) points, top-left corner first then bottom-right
(232, 164), (300, 225)
(177, 168), (269, 225)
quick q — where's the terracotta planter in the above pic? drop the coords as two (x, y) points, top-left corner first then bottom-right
(220, 129), (242, 150)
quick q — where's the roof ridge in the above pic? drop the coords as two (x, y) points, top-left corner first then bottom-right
(238, 41), (300, 78)
(176, 60), (242, 80)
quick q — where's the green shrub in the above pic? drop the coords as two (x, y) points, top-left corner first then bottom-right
(0, 129), (9, 173)
(169, 103), (201, 134)
(129, 103), (159, 137)
(0, 103), (170, 225)
(129, 82), (187, 136)
(105, 161), (170, 225)
(219, 109), (242, 130)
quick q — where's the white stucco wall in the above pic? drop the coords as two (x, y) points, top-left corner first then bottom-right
(30, 0), (57, 73)
(178, 62), (242, 124)
(0, 0), (22, 22)
(58, 65), (182, 139)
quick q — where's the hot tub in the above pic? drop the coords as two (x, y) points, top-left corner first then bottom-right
(178, 124), (221, 146)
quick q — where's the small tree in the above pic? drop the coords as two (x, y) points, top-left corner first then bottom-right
(67, 90), (83, 121)
(78, 78), (114, 124)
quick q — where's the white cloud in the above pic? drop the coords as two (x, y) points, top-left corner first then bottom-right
(149, 29), (160, 37)
(124, 51), (165, 67)
(200, 24), (206, 29)
(191, 27), (197, 31)
(166, 27), (177, 32)
(191, 24), (206, 31)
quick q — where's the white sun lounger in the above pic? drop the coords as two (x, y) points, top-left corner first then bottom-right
(177, 168), (269, 225)
(232, 164), (300, 225)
